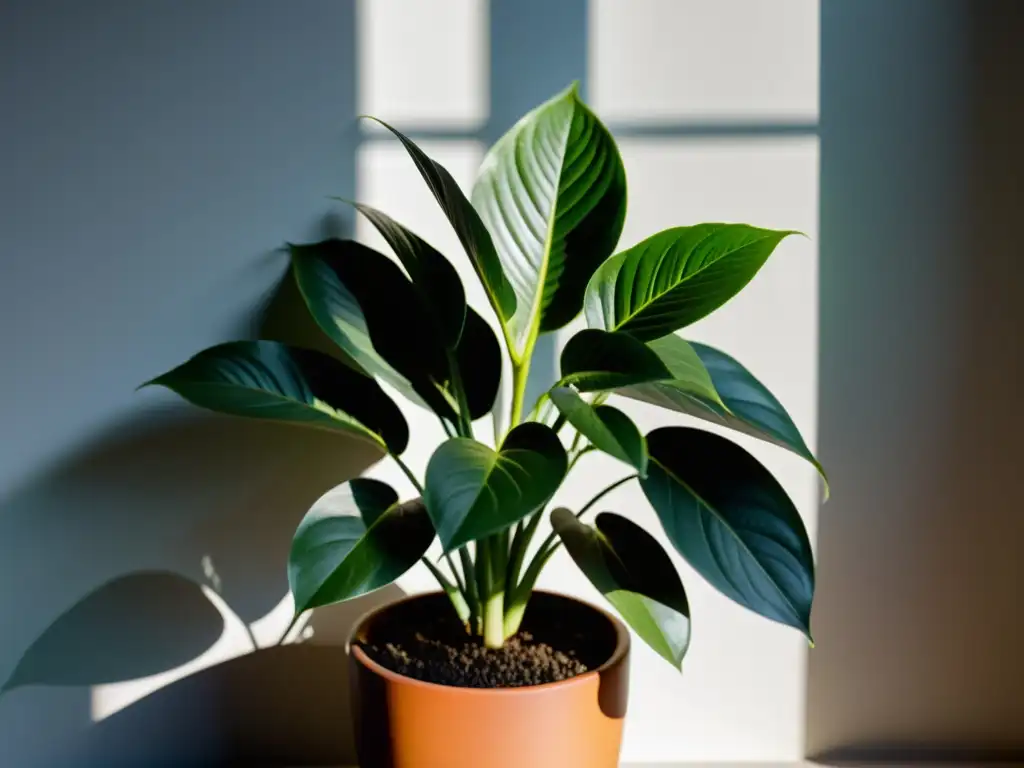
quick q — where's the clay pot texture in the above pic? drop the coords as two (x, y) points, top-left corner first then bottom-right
(348, 591), (630, 768)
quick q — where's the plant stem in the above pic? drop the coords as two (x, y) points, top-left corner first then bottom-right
(446, 351), (474, 438)
(277, 610), (305, 646)
(391, 453), (425, 496)
(483, 591), (505, 648)
(459, 547), (480, 632)
(422, 557), (471, 623)
(508, 356), (532, 430)
(528, 473), (639, 581)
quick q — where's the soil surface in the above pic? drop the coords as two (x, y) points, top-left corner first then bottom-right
(355, 592), (618, 689)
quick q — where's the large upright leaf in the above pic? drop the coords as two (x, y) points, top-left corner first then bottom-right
(368, 118), (517, 327)
(585, 224), (795, 340)
(472, 84), (626, 359)
(620, 335), (826, 488)
(288, 479), (435, 613)
(640, 427), (815, 636)
(549, 387), (647, 475)
(345, 201), (466, 349)
(290, 239), (453, 420)
(552, 509), (690, 668)
(424, 423), (567, 552)
(559, 329), (720, 404)
(144, 341), (409, 453)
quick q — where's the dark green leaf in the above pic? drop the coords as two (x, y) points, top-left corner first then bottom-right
(367, 117), (517, 327)
(471, 83), (626, 358)
(345, 201), (467, 349)
(585, 224), (796, 340)
(455, 308), (502, 419)
(549, 387), (646, 475)
(3, 573), (222, 691)
(424, 423), (567, 552)
(144, 341), (409, 453)
(552, 508), (690, 668)
(290, 239), (454, 420)
(641, 427), (815, 636)
(559, 329), (720, 405)
(621, 336), (827, 490)
(288, 479), (435, 613)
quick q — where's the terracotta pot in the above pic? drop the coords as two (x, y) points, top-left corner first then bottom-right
(348, 590), (630, 768)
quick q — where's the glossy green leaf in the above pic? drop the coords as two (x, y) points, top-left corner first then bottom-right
(368, 118), (517, 327)
(549, 387), (647, 475)
(621, 335), (827, 490)
(471, 83), (626, 359)
(641, 427), (815, 636)
(424, 423), (567, 552)
(559, 329), (720, 405)
(345, 201), (466, 349)
(288, 479), (435, 613)
(552, 509), (690, 668)
(144, 341), (409, 454)
(455, 308), (502, 419)
(287, 242), (420, 406)
(290, 239), (453, 420)
(585, 224), (796, 340)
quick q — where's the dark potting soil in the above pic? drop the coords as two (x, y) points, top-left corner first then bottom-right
(355, 592), (619, 689)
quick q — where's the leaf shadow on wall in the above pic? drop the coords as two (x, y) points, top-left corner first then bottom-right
(0, 401), (385, 766)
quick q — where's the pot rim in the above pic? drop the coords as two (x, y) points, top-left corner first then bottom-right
(346, 589), (630, 695)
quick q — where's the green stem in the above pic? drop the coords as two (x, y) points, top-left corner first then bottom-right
(446, 351), (474, 438)
(529, 473), (639, 578)
(483, 591), (505, 648)
(508, 356), (532, 430)
(391, 453), (424, 496)
(422, 557), (471, 624)
(505, 512), (542, 593)
(460, 547), (480, 632)
(277, 610), (305, 646)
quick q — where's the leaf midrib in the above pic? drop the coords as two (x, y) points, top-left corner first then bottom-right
(651, 456), (805, 629)
(611, 230), (778, 331)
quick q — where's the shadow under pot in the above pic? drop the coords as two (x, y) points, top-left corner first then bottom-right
(348, 590), (630, 768)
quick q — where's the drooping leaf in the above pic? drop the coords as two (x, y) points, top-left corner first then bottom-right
(367, 118), (517, 327)
(288, 479), (435, 613)
(424, 423), (567, 552)
(620, 335), (827, 490)
(290, 239), (453, 420)
(471, 83), (626, 359)
(455, 308), (502, 419)
(144, 341), (409, 454)
(640, 427), (815, 636)
(552, 509), (690, 668)
(344, 201), (466, 349)
(559, 329), (720, 405)
(549, 387), (646, 475)
(585, 224), (796, 341)
(3, 573), (223, 691)
(286, 242), (420, 406)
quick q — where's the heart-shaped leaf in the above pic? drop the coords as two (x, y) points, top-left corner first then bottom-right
(346, 201), (467, 349)
(640, 427), (815, 636)
(621, 335), (826, 490)
(552, 509), (690, 668)
(471, 83), (626, 359)
(145, 341), (409, 454)
(455, 307), (502, 419)
(549, 387), (646, 475)
(585, 224), (796, 341)
(288, 479), (435, 613)
(3, 572), (223, 691)
(559, 329), (720, 405)
(424, 423), (567, 552)
(368, 118), (517, 328)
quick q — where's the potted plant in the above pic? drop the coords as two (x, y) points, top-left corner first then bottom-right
(147, 84), (824, 768)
